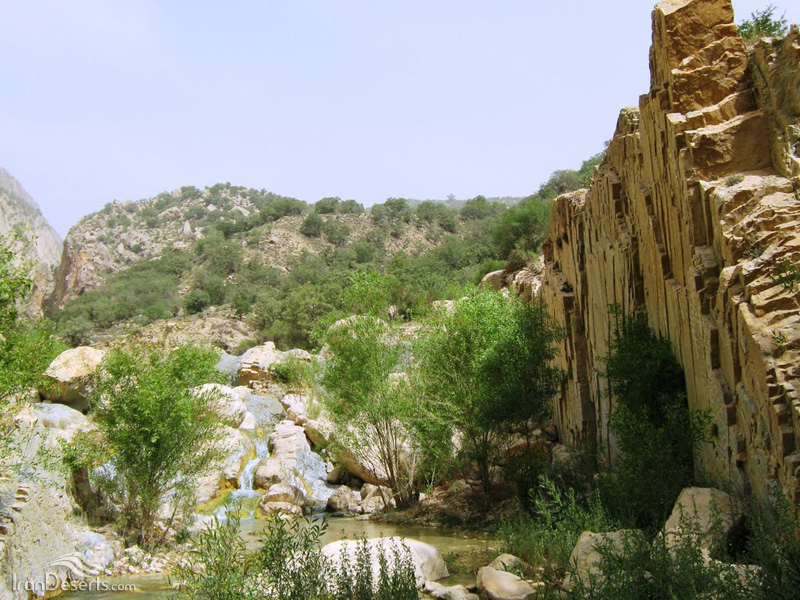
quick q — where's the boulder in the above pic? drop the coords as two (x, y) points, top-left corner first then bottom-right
(193, 383), (247, 428)
(488, 553), (530, 575)
(239, 411), (256, 431)
(39, 346), (105, 411)
(321, 537), (448, 587)
(253, 457), (282, 490)
(258, 483), (305, 517)
(562, 530), (646, 591)
(359, 483), (395, 513)
(326, 486), (361, 514)
(663, 487), (738, 551)
(477, 566), (537, 600)
(32, 402), (92, 442)
(423, 581), (479, 600)
(480, 269), (505, 290)
(74, 531), (122, 570)
(236, 342), (286, 385)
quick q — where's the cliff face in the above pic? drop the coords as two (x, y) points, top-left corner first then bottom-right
(540, 0), (800, 504)
(0, 169), (62, 317)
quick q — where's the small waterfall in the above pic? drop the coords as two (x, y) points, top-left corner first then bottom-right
(213, 437), (270, 521)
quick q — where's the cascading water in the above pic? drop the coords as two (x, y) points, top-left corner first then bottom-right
(213, 437), (270, 521)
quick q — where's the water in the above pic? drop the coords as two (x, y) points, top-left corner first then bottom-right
(212, 438), (270, 521)
(60, 517), (494, 599)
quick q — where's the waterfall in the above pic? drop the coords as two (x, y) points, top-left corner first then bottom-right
(213, 437), (270, 521)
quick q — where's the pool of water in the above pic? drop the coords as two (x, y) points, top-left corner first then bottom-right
(60, 516), (493, 599)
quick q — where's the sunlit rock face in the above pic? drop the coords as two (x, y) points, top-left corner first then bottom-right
(537, 0), (800, 505)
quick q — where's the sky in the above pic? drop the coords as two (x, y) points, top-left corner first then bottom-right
(1, 1), (797, 237)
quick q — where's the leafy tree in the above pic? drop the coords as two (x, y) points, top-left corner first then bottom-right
(738, 5), (788, 40)
(342, 270), (394, 316)
(460, 195), (502, 220)
(260, 196), (307, 222)
(323, 220), (351, 246)
(315, 196), (340, 214)
(321, 317), (431, 506)
(184, 288), (212, 315)
(599, 308), (707, 531)
(88, 343), (224, 546)
(416, 290), (564, 491)
(300, 213), (324, 238)
(338, 199), (364, 214)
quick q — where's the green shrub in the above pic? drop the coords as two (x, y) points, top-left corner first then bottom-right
(315, 196), (340, 214)
(566, 524), (755, 599)
(499, 477), (617, 577)
(300, 213), (324, 238)
(324, 220), (351, 246)
(87, 343), (224, 547)
(600, 308), (707, 531)
(172, 513), (418, 600)
(184, 289), (211, 315)
(738, 5), (788, 40)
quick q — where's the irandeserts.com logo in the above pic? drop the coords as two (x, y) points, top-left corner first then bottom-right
(11, 553), (136, 594)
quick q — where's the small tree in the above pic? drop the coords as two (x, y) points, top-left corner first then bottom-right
(89, 343), (224, 546)
(321, 317), (428, 506)
(738, 5), (788, 40)
(416, 290), (564, 492)
(300, 213), (324, 238)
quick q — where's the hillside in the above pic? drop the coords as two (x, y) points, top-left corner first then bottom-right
(0, 168), (62, 317)
(49, 185), (516, 349)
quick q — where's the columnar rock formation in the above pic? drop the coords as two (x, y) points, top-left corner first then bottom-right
(539, 0), (800, 504)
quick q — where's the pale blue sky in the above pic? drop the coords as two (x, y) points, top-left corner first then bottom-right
(1, 1), (796, 237)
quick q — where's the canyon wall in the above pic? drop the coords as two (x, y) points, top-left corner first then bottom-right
(539, 0), (800, 504)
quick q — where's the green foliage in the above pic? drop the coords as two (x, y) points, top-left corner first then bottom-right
(738, 5), (788, 40)
(342, 270), (394, 316)
(300, 213), (324, 238)
(259, 195), (307, 222)
(600, 308), (705, 531)
(565, 526), (754, 599)
(184, 288), (211, 315)
(0, 229), (34, 331)
(57, 250), (192, 338)
(772, 258), (800, 292)
(492, 150), (605, 259)
(324, 220), (351, 246)
(500, 477), (617, 576)
(315, 196), (340, 214)
(321, 317), (430, 506)
(415, 291), (564, 491)
(270, 356), (311, 390)
(173, 513), (418, 600)
(339, 199), (365, 214)
(460, 195), (503, 220)
(88, 343), (224, 547)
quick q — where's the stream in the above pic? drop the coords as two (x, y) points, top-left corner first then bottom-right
(61, 387), (495, 598)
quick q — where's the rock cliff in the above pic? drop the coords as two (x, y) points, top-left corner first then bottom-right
(538, 1), (800, 504)
(0, 168), (62, 317)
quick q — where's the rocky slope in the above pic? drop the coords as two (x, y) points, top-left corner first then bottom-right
(0, 168), (62, 317)
(49, 185), (442, 311)
(537, 0), (800, 506)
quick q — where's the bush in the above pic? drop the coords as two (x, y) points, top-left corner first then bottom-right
(599, 308), (707, 531)
(184, 288), (211, 315)
(324, 220), (351, 246)
(172, 513), (418, 600)
(87, 343), (224, 547)
(415, 291), (564, 492)
(315, 196), (340, 214)
(300, 213), (324, 238)
(738, 5), (788, 40)
(499, 477), (617, 577)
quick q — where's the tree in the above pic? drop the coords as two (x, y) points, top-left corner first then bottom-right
(321, 317), (429, 506)
(416, 290), (564, 492)
(738, 5), (788, 40)
(300, 213), (324, 238)
(88, 343), (224, 546)
(314, 196), (340, 214)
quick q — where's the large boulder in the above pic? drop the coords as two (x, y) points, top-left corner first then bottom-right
(321, 537), (448, 587)
(236, 342), (286, 385)
(663, 487), (738, 551)
(253, 457), (283, 490)
(477, 566), (537, 600)
(192, 383), (247, 428)
(258, 483), (305, 517)
(32, 402), (92, 443)
(326, 485), (361, 514)
(488, 553), (530, 574)
(562, 530), (646, 591)
(39, 346), (105, 411)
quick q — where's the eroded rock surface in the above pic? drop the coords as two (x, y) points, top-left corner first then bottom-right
(536, 0), (800, 505)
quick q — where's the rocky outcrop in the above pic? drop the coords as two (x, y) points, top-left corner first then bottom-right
(561, 530), (646, 592)
(663, 486), (738, 550)
(537, 0), (800, 505)
(0, 168), (62, 317)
